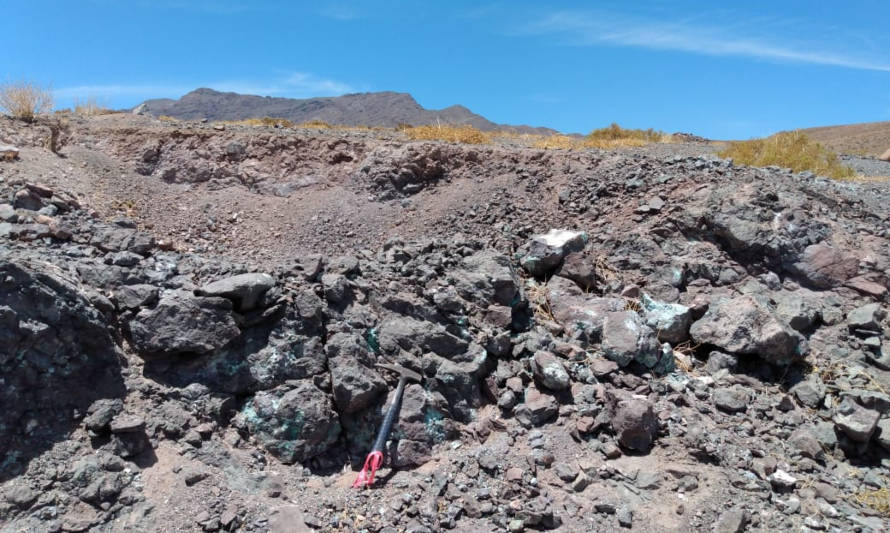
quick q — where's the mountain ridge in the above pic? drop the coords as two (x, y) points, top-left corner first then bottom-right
(138, 88), (558, 135)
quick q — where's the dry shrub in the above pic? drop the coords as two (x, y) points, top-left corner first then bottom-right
(854, 487), (890, 516)
(297, 119), (332, 129)
(73, 96), (112, 116)
(531, 124), (672, 151)
(532, 135), (581, 150)
(158, 115), (178, 122)
(718, 131), (855, 180)
(526, 282), (557, 323)
(235, 117), (295, 128)
(403, 124), (491, 144)
(0, 80), (53, 122)
(588, 123), (668, 143)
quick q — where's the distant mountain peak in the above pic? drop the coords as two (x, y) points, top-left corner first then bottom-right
(138, 89), (556, 134)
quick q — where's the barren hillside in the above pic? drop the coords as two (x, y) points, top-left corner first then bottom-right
(798, 120), (890, 157)
(138, 89), (558, 135)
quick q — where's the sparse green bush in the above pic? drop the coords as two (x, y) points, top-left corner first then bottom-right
(0, 80), (53, 122)
(719, 131), (855, 180)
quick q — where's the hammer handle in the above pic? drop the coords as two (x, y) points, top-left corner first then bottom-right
(372, 377), (407, 453)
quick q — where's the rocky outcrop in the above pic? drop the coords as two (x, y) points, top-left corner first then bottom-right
(0, 257), (124, 475)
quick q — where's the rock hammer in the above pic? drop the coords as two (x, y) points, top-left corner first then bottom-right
(352, 363), (423, 488)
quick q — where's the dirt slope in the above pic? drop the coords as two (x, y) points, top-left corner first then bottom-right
(798, 120), (890, 156)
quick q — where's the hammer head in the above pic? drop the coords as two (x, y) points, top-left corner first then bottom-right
(376, 363), (422, 383)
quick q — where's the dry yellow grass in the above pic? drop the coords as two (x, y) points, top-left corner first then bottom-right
(0, 80), (53, 122)
(529, 124), (671, 151)
(402, 124), (491, 144)
(231, 117), (296, 128)
(718, 131), (855, 180)
(854, 487), (890, 516)
(73, 96), (113, 116)
(588, 123), (669, 143)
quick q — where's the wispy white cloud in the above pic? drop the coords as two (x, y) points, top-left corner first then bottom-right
(531, 10), (890, 73)
(56, 72), (356, 103)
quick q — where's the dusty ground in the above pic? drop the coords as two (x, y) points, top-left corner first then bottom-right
(800, 120), (890, 158)
(1, 114), (890, 533)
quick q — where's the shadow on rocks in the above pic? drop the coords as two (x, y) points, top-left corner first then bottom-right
(0, 257), (126, 483)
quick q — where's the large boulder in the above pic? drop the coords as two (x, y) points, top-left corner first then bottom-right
(328, 349), (386, 414)
(453, 250), (521, 308)
(240, 381), (341, 464)
(546, 277), (625, 344)
(196, 273), (275, 312)
(377, 316), (469, 359)
(788, 243), (858, 289)
(879, 148), (890, 162)
(129, 291), (241, 355)
(520, 229), (587, 277)
(690, 295), (807, 365)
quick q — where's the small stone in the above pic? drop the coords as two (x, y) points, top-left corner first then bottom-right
(705, 351), (737, 374)
(571, 472), (591, 492)
(109, 414), (145, 433)
(768, 470), (797, 490)
(507, 519), (524, 533)
(4, 483), (38, 509)
(713, 508), (746, 533)
(616, 505), (633, 528)
(787, 428), (824, 460)
(612, 398), (658, 451)
(713, 386), (751, 413)
(595, 502), (616, 514)
(833, 398), (880, 443)
(184, 469), (209, 486)
(531, 351), (570, 391)
(554, 463), (579, 483)
(875, 418), (890, 451)
(602, 441), (622, 459)
(792, 379), (826, 409)
(846, 303), (886, 333)
(505, 467), (523, 482)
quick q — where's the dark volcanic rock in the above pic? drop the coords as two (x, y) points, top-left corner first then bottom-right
(241, 381), (341, 463)
(690, 295), (807, 365)
(788, 243), (859, 289)
(612, 397), (658, 451)
(0, 257), (123, 476)
(196, 273), (276, 312)
(129, 291), (241, 355)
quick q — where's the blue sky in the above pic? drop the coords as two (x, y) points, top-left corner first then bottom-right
(4, 1), (889, 139)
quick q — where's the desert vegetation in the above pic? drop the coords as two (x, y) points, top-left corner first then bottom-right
(72, 96), (113, 116)
(530, 123), (672, 150)
(719, 131), (855, 180)
(0, 80), (53, 122)
(401, 123), (492, 144)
